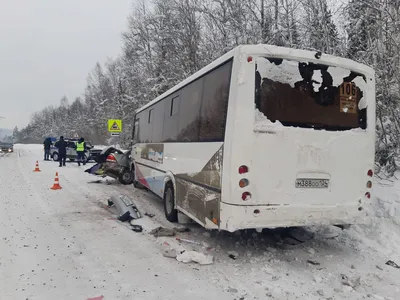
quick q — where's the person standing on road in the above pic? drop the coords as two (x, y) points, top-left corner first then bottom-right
(43, 137), (52, 161)
(75, 137), (86, 166)
(54, 136), (67, 167)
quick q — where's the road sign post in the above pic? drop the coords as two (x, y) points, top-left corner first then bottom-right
(108, 119), (122, 137)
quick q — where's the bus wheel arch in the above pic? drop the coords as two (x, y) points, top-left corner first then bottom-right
(132, 163), (145, 189)
(163, 177), (178, 223)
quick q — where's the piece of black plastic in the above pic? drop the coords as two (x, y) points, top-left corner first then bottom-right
(131, 225), (143, 232)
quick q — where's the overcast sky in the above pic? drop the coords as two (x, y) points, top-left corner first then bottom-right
(0, 0), (133, 129)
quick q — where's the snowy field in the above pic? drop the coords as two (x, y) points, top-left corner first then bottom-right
(0, 144), (399, 300)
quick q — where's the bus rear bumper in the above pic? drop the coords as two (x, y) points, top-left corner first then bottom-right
(219, 202), (370, 232)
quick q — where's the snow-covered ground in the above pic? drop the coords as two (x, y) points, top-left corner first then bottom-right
(0, 144), (399, 300)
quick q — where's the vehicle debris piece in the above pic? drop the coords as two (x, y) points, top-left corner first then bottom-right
(87, 296), (104, 300)
(109, 194), (142, 222)
(385, 260), (400, 269)
(341, 274), (361, 289)
(163, 249), (178, 259)
(228, 251), (239, 260)
(176, 250), (213, 265)
(144, 212), (155, 218)
(131, 224), (143, 232)
(176, 237), (202, 245)
(150, 227), (175, 237)
(307, 260), (321, 266)
(174, 227), (190, 233)
(118, 211), (132, 222)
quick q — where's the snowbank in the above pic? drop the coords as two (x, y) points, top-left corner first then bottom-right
(339, 176), (400, 260)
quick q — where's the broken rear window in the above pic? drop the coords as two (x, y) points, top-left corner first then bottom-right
(255, 57), (368, 131)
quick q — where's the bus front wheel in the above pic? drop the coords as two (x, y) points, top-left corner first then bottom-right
(163, 182), (178, 223)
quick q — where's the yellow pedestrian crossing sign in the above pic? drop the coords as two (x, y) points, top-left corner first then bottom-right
(108, 119), (122, 133)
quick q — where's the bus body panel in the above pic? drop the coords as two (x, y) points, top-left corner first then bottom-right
(219, 202), (368, 232)
(133, 142), (223, 226)
(219, 46), (375, 231)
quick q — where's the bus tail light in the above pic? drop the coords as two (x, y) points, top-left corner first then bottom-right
(247, 56), (253, 62)
(239, 179), (249, 188)
(239, 165), (249, 174)
(242, 192), (251, 201)
(366, 181), (372, 188)
(365, 192), (371, 199)
(106, 154), (116, 162)
(367, 169), (373, 177)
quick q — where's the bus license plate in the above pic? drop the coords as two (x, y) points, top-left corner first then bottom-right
(295, 179), (329, 188)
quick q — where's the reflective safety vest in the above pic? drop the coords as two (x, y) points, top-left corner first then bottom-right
(76, 142), (84, 152)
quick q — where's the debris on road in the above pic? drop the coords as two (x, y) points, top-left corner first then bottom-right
(341, 274), (361, 289)
(144, 212), (155, 218)
(131, 224), (143, 232)
(118, 211), (132, 222)
(228, 251), (239, 260)
(150, 227), (175, 237)
(307, 259), (321, 266)
(87, 296), (104, 300)
(176, 237), (202, 245)
(150, 226), (190, 237)
(385, 260), (400, 269)
(174, 226), (190, 233)
(163, 248), (178, 259)
(176, 250), (213, 265)
(88, 180), (103, 184)
(109, 194), (142, 222)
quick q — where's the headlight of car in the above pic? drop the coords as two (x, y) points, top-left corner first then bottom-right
(0, 149), (2, 152)
(8, 148), (12, 152)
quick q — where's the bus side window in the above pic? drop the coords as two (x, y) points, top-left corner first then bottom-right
(162, 94), (180, 142)
(170, 96), (179, 116)
(199, 60), (233, 141)
(177, 78), (203, 142)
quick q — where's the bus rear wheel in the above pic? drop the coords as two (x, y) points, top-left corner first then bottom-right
(164, 182), (178, 223)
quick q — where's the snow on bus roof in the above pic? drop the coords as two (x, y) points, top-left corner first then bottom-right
(136, 44), (374, 114)
(244, 44), (374, 75)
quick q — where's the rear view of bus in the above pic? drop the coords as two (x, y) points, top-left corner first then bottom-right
(220, 45), (375, 232)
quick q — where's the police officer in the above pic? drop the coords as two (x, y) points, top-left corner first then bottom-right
(43, 137), (52, 161)
(75, 137), (86, 166)
(54, 136), (67, 167)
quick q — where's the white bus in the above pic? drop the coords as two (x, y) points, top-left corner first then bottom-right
(131, 44), (375, 232)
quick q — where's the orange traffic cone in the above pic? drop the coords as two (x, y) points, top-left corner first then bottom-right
(50, 172), (62, 190)
(33, 161), (41, 172)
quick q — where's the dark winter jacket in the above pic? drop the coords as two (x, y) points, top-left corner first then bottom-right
(43, 138), (52, 150)
(54, 138), (68, 155)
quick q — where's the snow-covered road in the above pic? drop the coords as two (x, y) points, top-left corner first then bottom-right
(1, 144), (399, 300)
(0, 145), (232, 300)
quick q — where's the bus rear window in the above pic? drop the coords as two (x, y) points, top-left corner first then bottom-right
(255, 57), (368, 131)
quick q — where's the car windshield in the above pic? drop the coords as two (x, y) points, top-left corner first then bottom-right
(255, 57), (368, 131)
